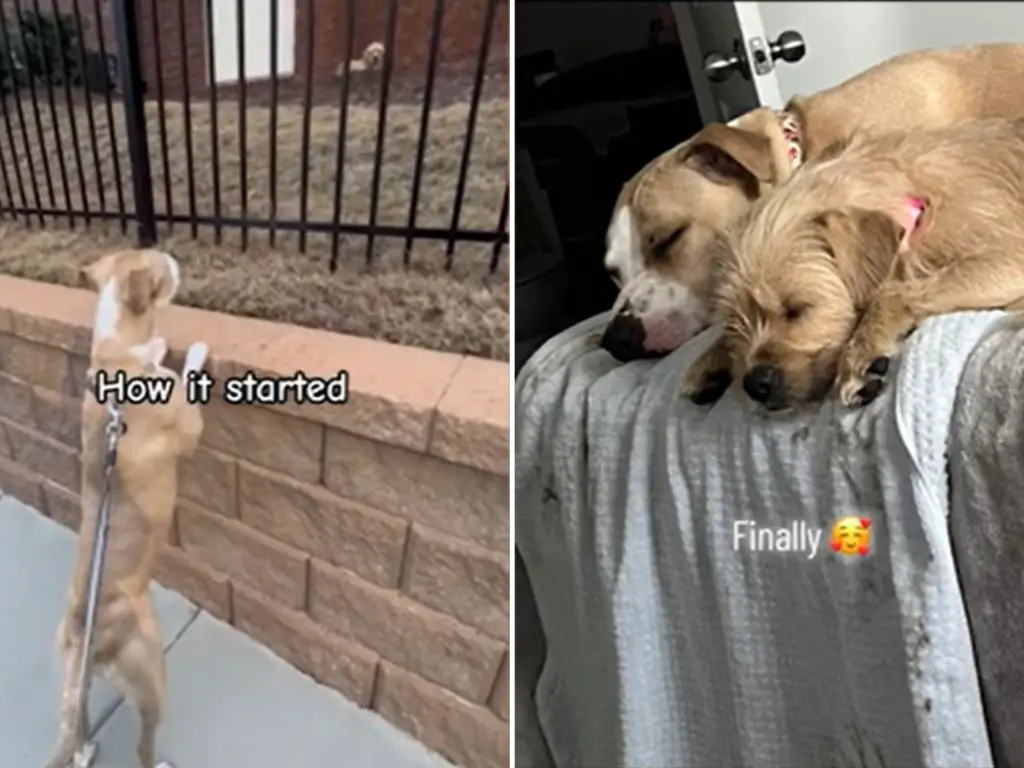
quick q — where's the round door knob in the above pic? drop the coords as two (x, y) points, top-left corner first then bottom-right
(770, 30), (805, 64)
(702, 40), (749, 83)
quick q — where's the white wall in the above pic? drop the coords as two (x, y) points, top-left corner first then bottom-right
(208, 0), (296, 85)
(756, 2), (1024, 101)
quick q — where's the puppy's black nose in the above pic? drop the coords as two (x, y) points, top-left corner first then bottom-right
(600, 313), (648, 362)
(743, 364), (784, 404)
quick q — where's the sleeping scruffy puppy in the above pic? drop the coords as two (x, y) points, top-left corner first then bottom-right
(681, 116), (1024, 411)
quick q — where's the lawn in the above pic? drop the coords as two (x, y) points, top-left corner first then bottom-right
(0, 93), (509, 360)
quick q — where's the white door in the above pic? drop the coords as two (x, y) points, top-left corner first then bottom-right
(671, 1), (801, 122)
(208, 0), (296, 84)
(757, 1), (1024, 103)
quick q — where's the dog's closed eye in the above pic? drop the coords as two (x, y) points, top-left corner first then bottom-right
(651, 226), (687, 260)
(783, 302), (809, 321)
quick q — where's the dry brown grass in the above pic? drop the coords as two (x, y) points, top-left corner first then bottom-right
(0, 94), (509, 359)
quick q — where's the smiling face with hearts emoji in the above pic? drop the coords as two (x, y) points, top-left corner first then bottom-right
(829, 516), (872, 557)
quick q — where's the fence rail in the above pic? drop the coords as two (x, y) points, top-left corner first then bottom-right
(0, 0), (509, 273)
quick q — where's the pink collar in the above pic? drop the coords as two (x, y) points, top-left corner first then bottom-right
(897, 196), (926, 249)
(775, 111), (803, 169)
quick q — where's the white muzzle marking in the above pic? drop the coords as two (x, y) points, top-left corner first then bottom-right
(604, 205), (642, 288)
(611, 270), (709, 353)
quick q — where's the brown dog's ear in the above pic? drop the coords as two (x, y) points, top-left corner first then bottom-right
(122, 266), (154, 316)
(680, 123), (774, 186)
(814, 208), (903, 302)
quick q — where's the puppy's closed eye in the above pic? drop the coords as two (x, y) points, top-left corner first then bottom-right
(783, 302), (809, 321)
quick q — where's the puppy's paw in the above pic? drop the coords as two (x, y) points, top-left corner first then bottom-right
(150, 336), (169, 365)
(184, 341), (209, 375)
(837, 344), (895, 407)
(130, 336), (168, 370)
(682, 368), (732, 405)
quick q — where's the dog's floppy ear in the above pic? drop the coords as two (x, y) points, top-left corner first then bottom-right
(814, 208), (903, 302)
(680, 123), (774, 186)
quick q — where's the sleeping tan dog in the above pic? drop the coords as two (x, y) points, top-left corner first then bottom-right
(47, 249), (207, 768)
(681, 117), (1024, 410)
(601, 42), (1024, 361)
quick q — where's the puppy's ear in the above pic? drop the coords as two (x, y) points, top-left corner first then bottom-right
(814, 208), (903, 301)
(680, 124), (774, 186)
(122, 266), (154, 316)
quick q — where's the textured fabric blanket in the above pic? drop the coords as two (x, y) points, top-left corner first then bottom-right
(516, 309), (1005, 768)
(950, 316), (1024, 768)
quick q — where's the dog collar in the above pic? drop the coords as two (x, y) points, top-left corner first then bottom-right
(897, 196), (926, 249)
(775, 111), (803, 169)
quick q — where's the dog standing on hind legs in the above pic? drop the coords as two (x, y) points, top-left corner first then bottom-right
(46, 249), (208, 768)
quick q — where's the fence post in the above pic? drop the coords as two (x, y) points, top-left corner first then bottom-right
(111, 0), (156, 246)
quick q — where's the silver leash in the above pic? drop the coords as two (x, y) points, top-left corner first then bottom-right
(72, 404), (125, 732)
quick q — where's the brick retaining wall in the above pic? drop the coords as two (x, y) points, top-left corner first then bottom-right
(0, 275), (509, 768)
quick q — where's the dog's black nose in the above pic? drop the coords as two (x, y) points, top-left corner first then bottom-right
(743, 364), (784, 404)
(600, 313), (648, 362)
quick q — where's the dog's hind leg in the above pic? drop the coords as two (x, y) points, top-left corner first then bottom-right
(46, 640), (96, 768)
(108, 621), (167, 768)
(837, 255), (1024, 406)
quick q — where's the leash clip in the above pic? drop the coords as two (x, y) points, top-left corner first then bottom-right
(104, 405), (125, 469)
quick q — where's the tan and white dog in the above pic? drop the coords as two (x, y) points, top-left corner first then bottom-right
(47, 249), (207, 768)
(600, 42), (1024, 361)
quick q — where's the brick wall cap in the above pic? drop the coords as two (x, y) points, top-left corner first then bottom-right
(0, 276), (508, 469)
(430, 356), (508, 475)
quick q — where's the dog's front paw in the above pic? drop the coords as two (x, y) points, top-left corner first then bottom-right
(681, 340), (733, 405)
(130, 336), (168, 370)
(183, 342), (209, 375)
(151, 336), (169, 365)
(836, 345), (894, 408)
(682, 367), (732, 405)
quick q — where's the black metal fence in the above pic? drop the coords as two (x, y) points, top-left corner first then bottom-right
(0, 0), (508, 273)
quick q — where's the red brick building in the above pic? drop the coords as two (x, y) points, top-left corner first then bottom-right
(8, 0), (509, 101)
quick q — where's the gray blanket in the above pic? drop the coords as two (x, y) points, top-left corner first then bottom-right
(950, 315), (1024, 768)
(517, 309), (1007, 767)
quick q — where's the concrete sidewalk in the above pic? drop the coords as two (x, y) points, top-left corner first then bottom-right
(0, 494), (453, 768)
